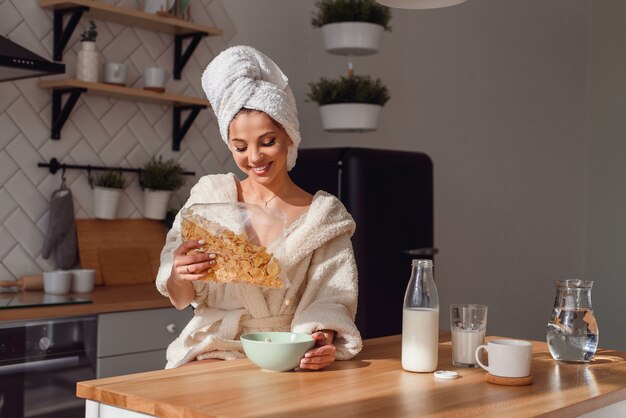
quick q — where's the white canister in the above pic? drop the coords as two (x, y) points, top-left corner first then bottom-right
(43, 271), (72, 295)
(76, 41), (99, 83)
(71, 269), (95, 293)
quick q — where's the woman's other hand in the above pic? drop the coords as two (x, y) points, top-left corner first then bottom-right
(299, 331), (336, 371)
(172, 240), (215, 282)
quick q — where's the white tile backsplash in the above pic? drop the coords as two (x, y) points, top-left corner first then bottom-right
(100, 100), (140, 137)
(4, 208), (44, 258)
(0, 189), (18, 224)
(0, 151), (20, 186)
(4, 245), (38, 277)
(7, 97), (48, 148)
(0, 0), (227, 279)
(0, 1), (21, 35)
(6, 133), (48, 185)
(0, 226), (18, 260)
(5, 171), (48, 223)
(0, 113), (20, 149)
(12, 0), (51, 40)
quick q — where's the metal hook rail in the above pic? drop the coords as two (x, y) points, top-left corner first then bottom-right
(37, 158), (196, 187)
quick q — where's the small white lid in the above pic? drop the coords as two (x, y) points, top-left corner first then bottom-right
(434, 370), (459, 380)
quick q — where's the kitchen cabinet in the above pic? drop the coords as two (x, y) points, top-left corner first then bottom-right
(96, 306), (193, 378)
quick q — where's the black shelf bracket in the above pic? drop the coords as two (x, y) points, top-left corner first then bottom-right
(174, 32), (207, 79)
(53, 6), (89, 61)
(38, 158), (196, 177)
(172, 105), (205, 151)
(52, 88), (86, 139)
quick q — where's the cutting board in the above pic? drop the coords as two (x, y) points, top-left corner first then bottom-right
(76, 219), (167, 286)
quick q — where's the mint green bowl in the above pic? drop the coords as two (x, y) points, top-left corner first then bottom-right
(241, 332), (315, 372)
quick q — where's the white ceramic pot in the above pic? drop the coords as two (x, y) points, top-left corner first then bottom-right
(319, 103), (382, 132)
(321, 22), (384, 56)
(144, 189), (171, 220)
(377, 0), (466, 9)
(76, 41), (99, 82)
(93, 186), (121, 220)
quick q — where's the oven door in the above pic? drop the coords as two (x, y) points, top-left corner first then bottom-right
(0, 316), (97, 418)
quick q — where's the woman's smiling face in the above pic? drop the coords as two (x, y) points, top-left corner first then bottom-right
(228, 110), (292, 183)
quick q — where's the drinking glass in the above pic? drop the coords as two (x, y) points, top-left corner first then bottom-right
(450, 304), (488, 367)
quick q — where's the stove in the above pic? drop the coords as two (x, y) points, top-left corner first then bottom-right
(0, 291), (92, 310)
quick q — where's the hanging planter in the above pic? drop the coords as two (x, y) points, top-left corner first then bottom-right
(319, 103), (382, 132)
(313, 0), (392, 56)
(141, 156), (186, 220)
(92, 171), (127, 220)
(308, 74), (390, 132)
(76, 21), (99, 83)
(322, 22), (384, 55)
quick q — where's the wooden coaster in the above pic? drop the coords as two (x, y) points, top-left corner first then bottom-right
(144, 86), (166, 93)
(485, 373), (533, 386)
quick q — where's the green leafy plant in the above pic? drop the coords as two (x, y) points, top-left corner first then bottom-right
(312, 0), (392, 31)
(80, 20), (98, 42)
(141, 156), (185, 191)
(308, 75), (390, 106)
(94, 170), (127, 189)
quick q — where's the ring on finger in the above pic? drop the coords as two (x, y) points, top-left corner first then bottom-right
(186, 265), (191, 273)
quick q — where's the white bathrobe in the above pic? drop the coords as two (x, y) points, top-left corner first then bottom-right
(156, 173), (362, 368)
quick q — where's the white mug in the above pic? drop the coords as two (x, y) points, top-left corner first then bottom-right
(103, 62), (128, 85)
(475, 339), (532, 378)
(143, 0), (174, 14)
(143, 67), (169, 89)
(71, 269), (95, 293)
(43, 271), (72, 295)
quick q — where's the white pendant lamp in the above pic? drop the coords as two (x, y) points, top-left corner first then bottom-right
(377, 0), (466, 9)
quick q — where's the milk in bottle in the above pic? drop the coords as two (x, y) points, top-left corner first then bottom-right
(402, 259), (439, 372)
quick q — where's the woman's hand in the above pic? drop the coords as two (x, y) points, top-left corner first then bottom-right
(166, 240), (214, 310)
(172, 239), (215, 282)
(299, 331), (336, 371)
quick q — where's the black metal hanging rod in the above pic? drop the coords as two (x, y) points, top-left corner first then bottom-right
(37, 158), (196, 176)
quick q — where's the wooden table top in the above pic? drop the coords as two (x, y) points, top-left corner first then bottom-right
(76, 333), (626, 418)
(0, 283), (171, 322)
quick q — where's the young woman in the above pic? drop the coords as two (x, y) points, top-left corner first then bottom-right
(156, 46), (361, 370)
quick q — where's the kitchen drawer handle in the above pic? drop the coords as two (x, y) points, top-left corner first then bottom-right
(166, 323), (177, 333)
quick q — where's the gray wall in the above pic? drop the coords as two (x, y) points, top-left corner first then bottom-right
(586, 0), (626, 350)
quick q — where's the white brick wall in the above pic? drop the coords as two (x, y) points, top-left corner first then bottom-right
(0, 0), (239, 280)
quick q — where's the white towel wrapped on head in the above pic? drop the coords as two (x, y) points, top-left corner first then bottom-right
(201, 45), (301, 171)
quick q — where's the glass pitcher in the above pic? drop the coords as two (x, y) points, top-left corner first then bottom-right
(546, 280), (599, 363)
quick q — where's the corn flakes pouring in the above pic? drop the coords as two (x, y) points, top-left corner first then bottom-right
(181, 214), (283, 288)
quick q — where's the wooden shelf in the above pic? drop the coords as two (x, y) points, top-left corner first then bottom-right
(39, 79), (208, 150)
(40, 0), (222, 78)
(40, 0), (223, 36)
(39, 79), (210, 106)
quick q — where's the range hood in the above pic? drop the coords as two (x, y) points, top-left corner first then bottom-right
(0, 35), (65, 82)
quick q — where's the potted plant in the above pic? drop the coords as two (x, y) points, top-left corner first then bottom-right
(308, 74), (390, 131)
(76, 20), (99, 83)
(93, 170), (127, 219)
(312, 0), (391, 55)
(141, 156), (185, 220)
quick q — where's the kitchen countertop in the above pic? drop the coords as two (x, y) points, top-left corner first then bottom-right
(77, 333), (626, 418)
(0, 283), (171, 322)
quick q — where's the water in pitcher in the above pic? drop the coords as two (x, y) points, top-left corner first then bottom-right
(547, 307), (598, 362)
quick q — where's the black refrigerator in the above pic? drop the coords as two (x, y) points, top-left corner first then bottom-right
(290, 148), (435, 339)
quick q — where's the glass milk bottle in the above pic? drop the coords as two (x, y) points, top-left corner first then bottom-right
(547, 279), (599, 362)
(402, 259), (439, 372)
